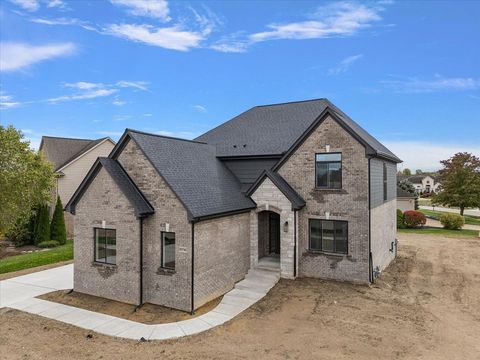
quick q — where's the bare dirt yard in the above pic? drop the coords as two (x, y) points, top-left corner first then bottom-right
(1, 232), (479, 360)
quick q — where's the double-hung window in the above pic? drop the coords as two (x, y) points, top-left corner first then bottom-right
(315, 153), (342, 189)
(94, 228), (116, 264)
(309, 219), (348, 254)
(161, 232), (175, 270)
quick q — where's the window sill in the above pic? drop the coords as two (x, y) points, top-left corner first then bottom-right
(314, 188), (345, 193)
(91, 261), (117, 268)
(157, 267), (176, 276)
(305, 249), (350, 258)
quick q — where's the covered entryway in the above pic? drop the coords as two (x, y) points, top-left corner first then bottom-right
(257, 211), (281, 269)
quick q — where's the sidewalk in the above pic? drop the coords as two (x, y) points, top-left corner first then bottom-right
(0, 264), (279, 340)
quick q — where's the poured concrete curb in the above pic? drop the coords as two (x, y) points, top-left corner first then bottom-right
(1, 265), (279, 340)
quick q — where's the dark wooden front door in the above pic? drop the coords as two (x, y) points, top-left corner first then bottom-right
(268, 212), (280, 255)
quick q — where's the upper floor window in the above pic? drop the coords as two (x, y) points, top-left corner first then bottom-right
(161, 232), (176, 270)
(309, 219), (348, 254)
(315, 153), (342, 189)
(383, 163), (388, 201)
(94, 228), (116, 264)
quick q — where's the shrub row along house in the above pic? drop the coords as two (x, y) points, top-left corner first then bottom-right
(66, 99), (401, 313)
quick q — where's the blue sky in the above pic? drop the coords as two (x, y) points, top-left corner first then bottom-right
(1, 0), (479, 171)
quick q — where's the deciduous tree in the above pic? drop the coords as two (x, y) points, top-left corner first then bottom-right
(0, 126), (54, 235)
(432, 152), (480, 215)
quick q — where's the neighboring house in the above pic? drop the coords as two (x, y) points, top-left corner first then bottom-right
(39, 136), (116, 237)
(397, 186), (416, 211)
(404, 175), (440, 193)
(66, 99), (401, 313)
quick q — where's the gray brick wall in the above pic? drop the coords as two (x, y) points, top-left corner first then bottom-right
(278, 115), (370, 283)
(194, 212), (250, 308)
(118, 139), (192, 312)
(74, 167), (141, 305)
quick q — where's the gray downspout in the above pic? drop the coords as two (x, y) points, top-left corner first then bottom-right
(293, 209), (297, 278)
(137, 217), (144, 309)
(368, 157), (373, 283)
(190, 221), (195, 315)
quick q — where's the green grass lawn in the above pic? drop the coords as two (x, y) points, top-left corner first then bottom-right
(419, 209), (480, 226)
(0, 240), (73, 275)
(398, 227), (479, 238)
(418, 198), (432, 206)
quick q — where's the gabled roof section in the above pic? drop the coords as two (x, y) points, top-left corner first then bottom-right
(113, 129), (256, 221)
(195, 98), (401, 163)
(39, 135), (113, 171)
(65, 157), (154, 218)
(246, 170), (306, 210)
(397, 186), (416, 198)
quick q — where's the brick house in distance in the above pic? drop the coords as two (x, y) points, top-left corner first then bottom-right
(39, 136), (115, 237)
(66, 99), (401, 313)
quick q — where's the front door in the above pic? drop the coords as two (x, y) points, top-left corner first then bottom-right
(268, 212), (280, 255)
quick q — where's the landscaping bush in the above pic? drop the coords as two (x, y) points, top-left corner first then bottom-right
(50, 196), (67, 245)
(34, 204), (50, 245)
(397, 209), (406, 228)
(403, 210), (427, 228)
(440, 213), (465, 230)
(37, 240), (60, 248)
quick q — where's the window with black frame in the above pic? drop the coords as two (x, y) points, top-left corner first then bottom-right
(315, 153), (342, 189)
(309, 219), (348, 254)
(94, 228), (116, 264)
(161, 232), (175, 270)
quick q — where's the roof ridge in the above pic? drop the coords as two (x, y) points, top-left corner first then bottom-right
(126, 128), (208, 145)
(253, 98), (327, 108)
(41, 135), (95, 142)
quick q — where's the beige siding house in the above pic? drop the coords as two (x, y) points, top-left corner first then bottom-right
(66, 99), (401, 312)
(40, 136), (115, 237)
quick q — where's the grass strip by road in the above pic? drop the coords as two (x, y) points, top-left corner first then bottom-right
(419, 209), (480, 226)
(398, 227), (479, 238)
(0, 241), (73, 275)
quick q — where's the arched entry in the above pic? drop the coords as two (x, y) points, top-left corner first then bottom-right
(258, 211), (280, 268)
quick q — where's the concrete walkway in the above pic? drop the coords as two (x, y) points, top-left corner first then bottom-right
(0, 264), (279, 340)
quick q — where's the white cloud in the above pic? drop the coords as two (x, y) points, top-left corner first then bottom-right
(194, 105), (207, 113)
(112, 98), (126, 106)
(110, 0), (170, 21)
(116, 80), (149, 91)
(213, 1), (387, 52)
(46, 0), (65, 8)
(383, 140), (480, 171)
(0, 42), (76, 72)
(250, 2), (383, 42)
(107, 23), (206, 51)
(48, 88), (118, 103)
(9, 0), (39, 12)
(381, 75), (480, 93)
(143, 113), (153, 117)
(0, 93), (21, 109)
(328, 54), (363, 75)
(64, 81), (103, 90)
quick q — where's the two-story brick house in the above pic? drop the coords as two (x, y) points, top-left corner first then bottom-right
(66, 99), (401, 313)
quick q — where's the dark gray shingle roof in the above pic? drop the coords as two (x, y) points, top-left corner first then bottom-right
(246, 170), (306, 210)
(195, 99), (401, 163)
(39, 136), (108, 171)
(397, 186), (416, 198)
(65, 157), (154, 217)
(127, 130), (256, 220)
